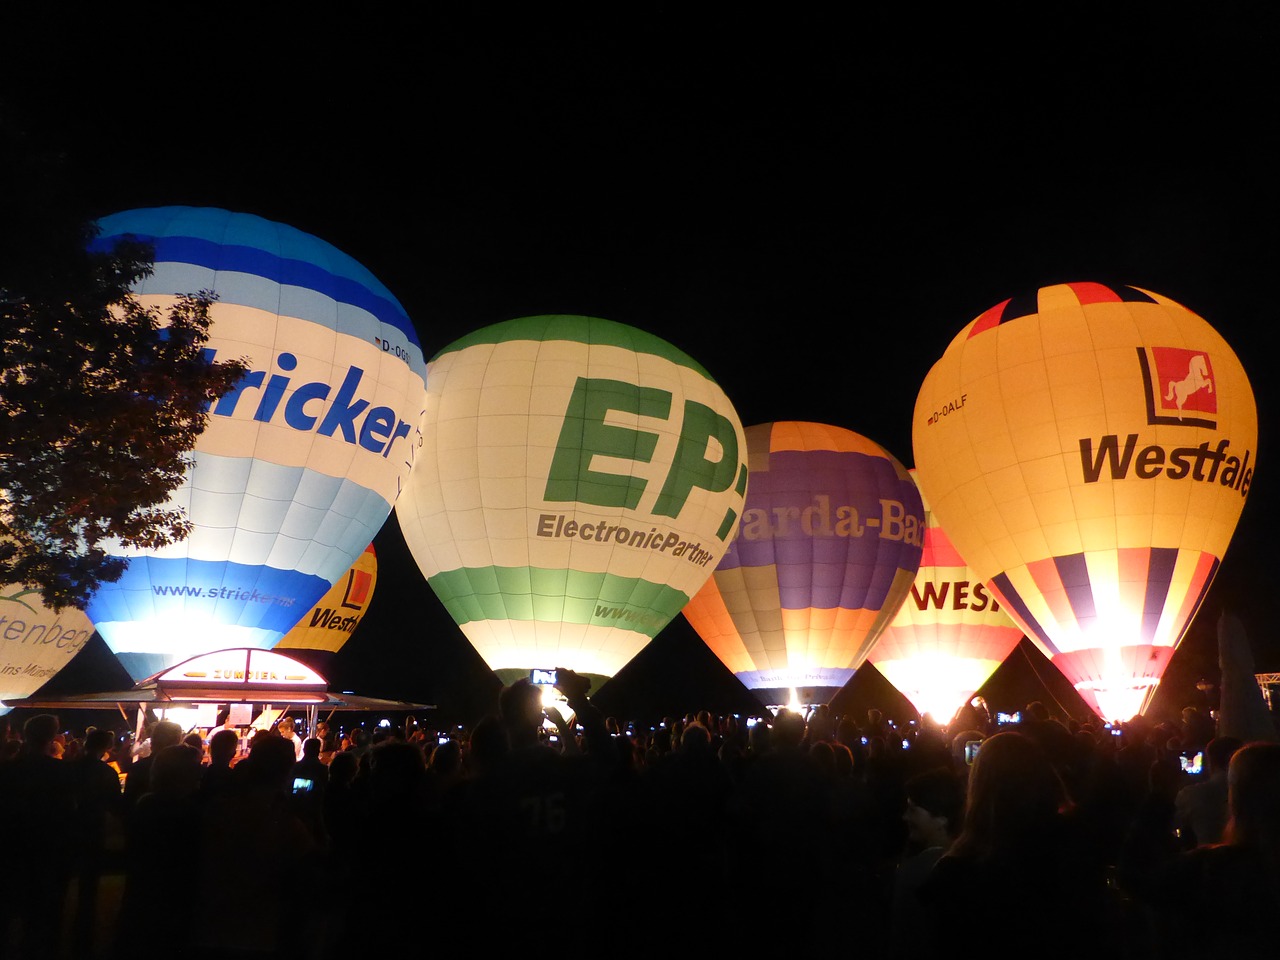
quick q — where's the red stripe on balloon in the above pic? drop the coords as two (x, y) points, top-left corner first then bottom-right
(967, 299), (1009, 338)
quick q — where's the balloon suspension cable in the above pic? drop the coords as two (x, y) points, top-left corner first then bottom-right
(1017, 643), (1086, 721)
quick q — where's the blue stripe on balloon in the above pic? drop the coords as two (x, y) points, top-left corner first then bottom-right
(87, 557), (332, 635)
(1141, 547), (1179, 643)
(991, 572), (1055, 653)
(92, 208), (418, 347)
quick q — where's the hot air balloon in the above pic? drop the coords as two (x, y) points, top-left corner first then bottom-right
(396, 315), (748, 693)
(867, 469), (1024, 723)
(0, 584), (94, 712)
(913, 282), (1257, 722)
(274, 542), (377, 675)
(84, 207), (425, 682)
(682, 421), (924, 709)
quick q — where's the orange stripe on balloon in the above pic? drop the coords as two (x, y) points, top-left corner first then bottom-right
(1116, 546), (1150, 622)
(768, 421), (890, 457)
(682, 574), (755, 673)
(1027, 557), (1074, 629)
(1171, 552), (1218, 644)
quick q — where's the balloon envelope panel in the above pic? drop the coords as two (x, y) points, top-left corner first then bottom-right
(0, 586), (95, 712)
(682, 422), (924, 704)
(86, 208), (425, 681)
(869, 470), (1023, 722)
(913, 282), (1257, 721)
(397, 315), (748, 685)
(275, 542), (377, 673)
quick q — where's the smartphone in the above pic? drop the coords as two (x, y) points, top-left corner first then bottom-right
(860, 736), (869, 745)
(1179, 750), (1205, 776)
(292, 777), (314, 795)
(901, 738), (911, 749)
(965, 740), (981, 765)
(997, 711), (1021, 725)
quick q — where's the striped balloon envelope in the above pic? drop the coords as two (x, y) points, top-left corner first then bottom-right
(0, 584), (95, 712)
(682, 422), (925, 708)
(913, 282), (1257, 722)
(396, 315), (748, 693)
(85, 207), (425, 682)
(868, 470), (1023, 723)
(274, 542), (377, 676)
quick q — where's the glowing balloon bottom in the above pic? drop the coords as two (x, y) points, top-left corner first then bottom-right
(732, 669), (857, 712)
(1052, 645), (1177, 723)
(428, 563), (693, 695)
(989, 546), (1218, 723)
(89, 556), (332, 682)
(872, 623), (1022, 723)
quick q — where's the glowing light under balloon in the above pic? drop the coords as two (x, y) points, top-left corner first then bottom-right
(913, 282), (1257, 721)
(682, 421), (924, 706)
(868, 470), (1024, 723)
(86, 207), (425, 681)
(396, 314), (748, 691)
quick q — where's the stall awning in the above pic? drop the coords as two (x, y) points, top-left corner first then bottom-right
(7, 647), (434, 713)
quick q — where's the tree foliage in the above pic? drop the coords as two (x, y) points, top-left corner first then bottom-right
(1, 131), (248, 609)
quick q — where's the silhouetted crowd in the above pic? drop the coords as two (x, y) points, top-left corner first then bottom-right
(1, 680), (1279, 960)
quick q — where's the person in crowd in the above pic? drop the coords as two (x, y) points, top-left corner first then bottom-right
(1172, 734), (1243, 848)
(122, 719), (183, 818)
(200, 726), (241, 806)
(0, 714), (78, 958)
(1138, 741), (1280, 958)
(276, 715), (304, 761)
(69, 727), (124, 957)
(115, 742), (206, 953)
(290, 736), (330, 844)
(194, 733), (322, 957)
(314, 719), (337, 763)
(890, 765), (965, 960)
(916, 730), (1123, 959)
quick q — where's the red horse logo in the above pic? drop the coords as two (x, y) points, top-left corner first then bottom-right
(1165, 354), (1212, 418)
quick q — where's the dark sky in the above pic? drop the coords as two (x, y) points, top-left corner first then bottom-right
(7, 10), (1278, 722)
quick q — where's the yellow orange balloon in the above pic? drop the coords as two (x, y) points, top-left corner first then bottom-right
(868, 470), (1023, 723)
(913, 282), (1257, 722)
(682, 422), (924, 708)
(275, 543), (377, 672)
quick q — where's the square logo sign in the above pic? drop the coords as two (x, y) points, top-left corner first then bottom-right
(1139, 346), (1217, 428)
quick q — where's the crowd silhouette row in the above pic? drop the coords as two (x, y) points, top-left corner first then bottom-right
(1, 676), (1279, 960)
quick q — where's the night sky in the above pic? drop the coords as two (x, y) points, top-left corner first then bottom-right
(6, 10), (1277, 724)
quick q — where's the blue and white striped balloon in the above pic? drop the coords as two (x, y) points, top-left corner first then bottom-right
(86, 207), (426, 681)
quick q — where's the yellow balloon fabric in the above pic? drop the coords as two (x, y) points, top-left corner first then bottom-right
(275, 543), (377, 669)
(913, 282), (1257, 721)
(869, 470), (1023, 723)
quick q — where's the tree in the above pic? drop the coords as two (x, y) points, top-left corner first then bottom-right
(1, 118), (248, 610)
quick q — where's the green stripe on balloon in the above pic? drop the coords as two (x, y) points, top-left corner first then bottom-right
(430, 314), (717, 379)
(427, 566), (691, 638)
